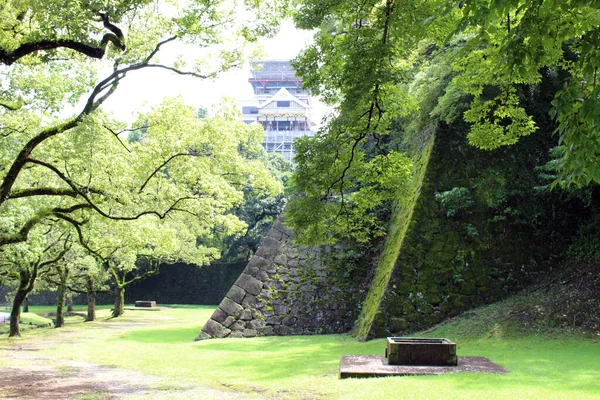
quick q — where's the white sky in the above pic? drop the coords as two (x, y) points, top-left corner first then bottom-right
(102, 20), (329, 125)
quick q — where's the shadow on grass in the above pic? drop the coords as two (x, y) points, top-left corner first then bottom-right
(119, 327), (203, 344)
(189, 334), (386, 382)
(441, 339), (600, 396)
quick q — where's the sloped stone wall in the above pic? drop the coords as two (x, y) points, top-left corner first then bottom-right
(358, 121), (566, 339)
(196, 219), (368, 339)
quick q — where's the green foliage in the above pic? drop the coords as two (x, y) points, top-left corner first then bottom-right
(0, 0), (290, 319)
(435, 187), (474, 218)
(287, 148), (412, 245)
(567, 215), (600, 262)
(290, 0), (600, 198)
(450, 0), (600, 185)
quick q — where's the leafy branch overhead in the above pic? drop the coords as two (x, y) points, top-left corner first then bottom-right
(0, 0), (289, 248)
(288, 0), (600, 244)
(0, 11), (126, 65)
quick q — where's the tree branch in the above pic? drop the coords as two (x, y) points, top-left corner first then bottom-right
(139, 152), (204, 193)
(9, 188), (80, 199)
(0, 14), (125, 66)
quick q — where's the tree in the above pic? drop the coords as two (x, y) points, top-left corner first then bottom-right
(0, 0), (288, 250)
(221, 153), (292, 261)
(67, 98), (281, 317)
(0, 224), (70, 337)
(447, 0), (600, 186)
(287, 0), (434, 244)
(288, 0), (600, 243)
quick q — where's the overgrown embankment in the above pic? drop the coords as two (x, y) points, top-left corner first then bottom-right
(425, 261), (600, 338)
(353, 109), (589, 338)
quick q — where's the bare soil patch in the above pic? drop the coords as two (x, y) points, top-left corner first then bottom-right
(0, 318), (244, 399)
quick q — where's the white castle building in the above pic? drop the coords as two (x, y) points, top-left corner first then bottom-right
(240, 60), (316, 162)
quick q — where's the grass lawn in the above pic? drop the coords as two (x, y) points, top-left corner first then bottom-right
(1, 304), (598, 399)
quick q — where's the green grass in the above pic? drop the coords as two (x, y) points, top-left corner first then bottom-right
(26, 304), (113, 317)
(1, 304), (598, 399)
(0, 311), (54, 334)
(19, 312), (53, 326)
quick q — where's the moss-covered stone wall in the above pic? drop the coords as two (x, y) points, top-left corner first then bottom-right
(196, 219), (369, 339)
(200, 119), (575, 341)
(353, 132), (435, 340)
(361, 121), (560, 338)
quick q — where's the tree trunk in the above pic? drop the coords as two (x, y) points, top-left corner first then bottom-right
(9, 266), (36, 337)
(9, 289), (27, 337)
(55, 265), (69, 328)
(66, 296), (73, 313)
(112, 286), (124, 317)
(22, 297), (29, 313)
(55, 280), (66, 328)
(85, 277), (96, 322)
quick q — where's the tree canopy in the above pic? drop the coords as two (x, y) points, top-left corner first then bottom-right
(287, 0), (600, 243)
(0, 0), (288, 249)
(0, 0), (289, 328)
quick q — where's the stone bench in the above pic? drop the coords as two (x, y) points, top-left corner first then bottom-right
(134, 301), (156, 308)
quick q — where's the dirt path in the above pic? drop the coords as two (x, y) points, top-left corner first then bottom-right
(0, 323), (245, 400)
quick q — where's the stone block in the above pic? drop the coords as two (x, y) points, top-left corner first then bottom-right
(256, 237), (279, 258)
(226, 285), (246, 304)
(235, 273), (264, 296)
(273, 219), (293, 236)
(257, 271), (269, 281)
(242, 294), (256, 307)
(273, 253), (287, 265)
(247, 255), (273, 272)
(223, 316), (236, 328)
(211, 307), (228, 323)
(280, 326), (292, 335)
(262, 325), (274, 336)
(243, 329), (258, 338)
(195, 331), (212, 341)
(240, 309), (253, 320)
(282, 316), (296, 326)
(135, 300), (156, 308)
(274, 305), (289, 315)
(263, 308), (274, 317)
(229, 330), (244, 338)
(287, 259), (298, 268)
(291, 326), (304, 335)
(266, 316), (281, 325)
(267, 227), (283, 241)
(220, 297), (244, 318)
(249, 320), (266, 330)
(202, 319), (228, 338)
(230, 320), (246, 330)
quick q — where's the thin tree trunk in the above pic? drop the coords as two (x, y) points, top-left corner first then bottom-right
(22, 297), (29, 313)
(112, 286), (124, 317)
(85, 277), (96, 322)
(9, 289), (26, 337)
(55, 280), (66, 328)
(55, 265), (69, 328)
(66, 296), (73, 313)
